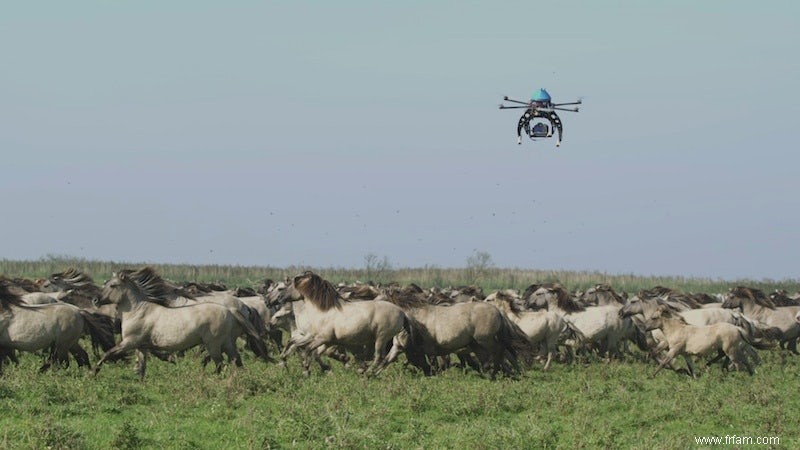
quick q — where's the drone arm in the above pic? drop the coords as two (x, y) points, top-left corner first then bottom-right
(503, 96), (530, 105)
(552, 101), (582, 107)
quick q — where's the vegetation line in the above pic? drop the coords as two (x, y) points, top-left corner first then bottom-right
(2, 255), (797, 294)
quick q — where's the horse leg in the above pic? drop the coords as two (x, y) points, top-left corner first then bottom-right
(223, 338), (243, 368)
(93, 338), (140, 376)
(134, 350), (148, 381)
(738, 349), (755, 375)
(651, 349), (679, 378)
(543, 348), (554, 371)
(312, 346), (333, 372)
(69, 344), (90, 368)
(684, 355), (698, 378)
(787, 337), (799, 355)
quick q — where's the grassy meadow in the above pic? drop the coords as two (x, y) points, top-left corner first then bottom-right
(1, 258), (799, 449)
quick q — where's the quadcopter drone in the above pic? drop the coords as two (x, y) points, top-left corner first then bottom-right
(499, 88), (581, 147)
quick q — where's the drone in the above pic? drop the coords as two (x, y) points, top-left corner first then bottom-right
(499, 88), (581, 147)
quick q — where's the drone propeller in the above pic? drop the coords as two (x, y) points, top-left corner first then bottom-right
(553, 106), (579, 112)
(552, 100), (582, 107)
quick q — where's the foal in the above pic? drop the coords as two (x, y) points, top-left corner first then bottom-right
(645, 307), (756, 378)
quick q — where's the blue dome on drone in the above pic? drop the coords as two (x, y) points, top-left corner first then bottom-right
(530, 88), (551, 102)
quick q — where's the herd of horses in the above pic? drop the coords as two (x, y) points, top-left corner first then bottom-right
(1, 267), (799, 380)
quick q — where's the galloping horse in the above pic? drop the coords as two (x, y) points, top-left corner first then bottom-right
(644, 306), (759, 377)
(0, 279), (116, 373)
(722, 286), (800, 353)
(486, 290), (579, 370)
(92, 267), (268, 380)
(276, 271), (409, 376)
(381, 288), (529, 377)
(530, 285), (633, 358)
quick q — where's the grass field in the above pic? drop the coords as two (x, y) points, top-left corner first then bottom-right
(1, 350), (798, 449)
(1, 258), (799, 449)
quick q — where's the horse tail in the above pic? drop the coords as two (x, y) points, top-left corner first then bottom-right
(230, 308), (272, 362)
(562, 317), (587, 345)
(399, 313), (431, 375)
(497, 312), (534, 371)
(78, 310), (117, 355)
(734, 315), (779, 350)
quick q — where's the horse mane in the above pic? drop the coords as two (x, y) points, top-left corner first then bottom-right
(121, 267), (194, 305)
(664, 292), (702, 309)
(769, 290), (800, 307)
(295, 271), (342, 311)
(638, 286), (674, 300)
(182, 281), (227, 294)
(233, 287), (257, 297)
(0, 278), (26, 310)
(7, 277), (41, 293)
(548, 285), (585, 313)
(50, 268), (96, 288)
(522, 282), (560, 300)
(384, 287), (429, 309)
(491, 290), (523, 314)
(589, 284), (625, 304)
(730, 286), (775, 309)
(690, 292), (719, 305)
(405, 283), (424, 294)
(339, 284), (380, 300)
(455, 285), (484, 299)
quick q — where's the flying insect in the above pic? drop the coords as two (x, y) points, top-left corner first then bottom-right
(499, 88), (581, 147)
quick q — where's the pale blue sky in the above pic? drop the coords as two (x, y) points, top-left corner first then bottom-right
(1, 1), (798, 279)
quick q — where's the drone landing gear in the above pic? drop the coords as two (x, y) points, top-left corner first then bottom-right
(516, 109), (564, 147)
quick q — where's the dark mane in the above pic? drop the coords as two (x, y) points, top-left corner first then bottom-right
(730, 286), (775, 309)
(121, 267), (193, 305)
(455, 285), (485, 299)
(549, 285), (585, 313)
(0, 278), (25, 310)
(690, 293), (719, 305)
(51, 268), (96, 288)
(638, 286), (675, 300)
(586, 284), (625, 305)
(295, 271), (341, 311)
(663, 292), (702, 309)
(769, 290), (800, 307)
(491, 290), (524, 314)
(383, 287), (429, 309)
(522, 282), (560, 301)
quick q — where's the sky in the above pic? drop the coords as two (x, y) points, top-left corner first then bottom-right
(1, 1), (799, 279)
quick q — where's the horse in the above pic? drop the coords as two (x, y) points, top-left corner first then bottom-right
(269, 299), (353, 373)
(275, 271), (410, 376)
(41, 268), (120, 329)
(579, 284), (627, 307)
(486, 290), (581, 370)
(92, 267), (268, 380)
(156, 288), (273, 363)
(722, 286), (800, 353)
(529, 285), (633, 359)
(644, 306), (759, 378)
(379, 287), (528, 378)
(0, 280), (116, 374)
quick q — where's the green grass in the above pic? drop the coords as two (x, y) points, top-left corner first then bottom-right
(1, 350), (798, 449)
(2, 258), (799, 448)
